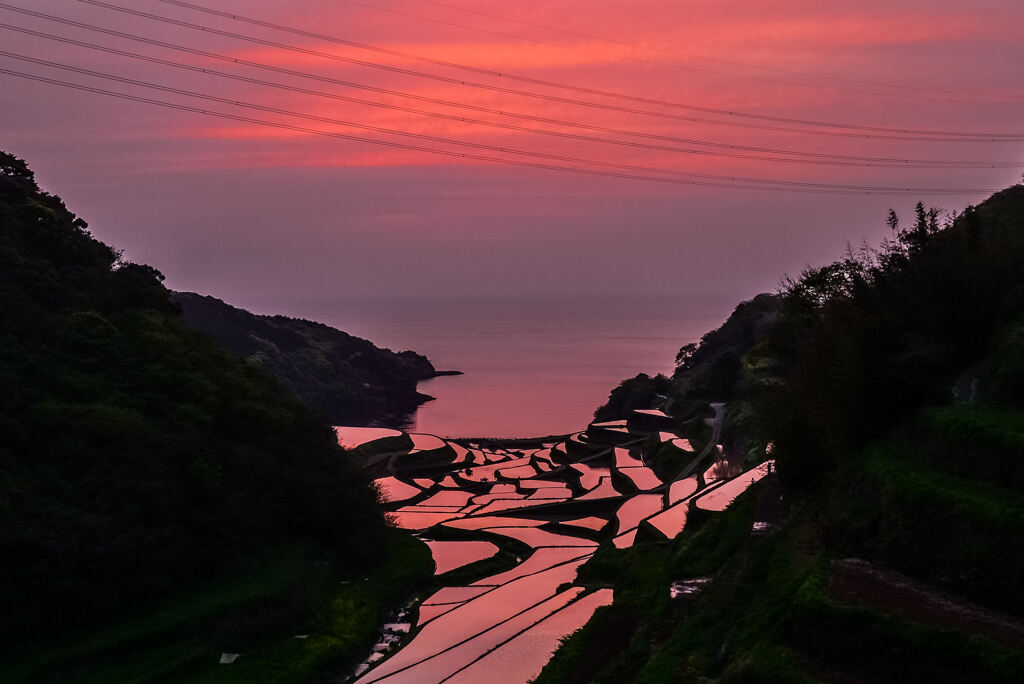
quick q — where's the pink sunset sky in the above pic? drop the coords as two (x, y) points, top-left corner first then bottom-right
(1, 0), (1022, 313)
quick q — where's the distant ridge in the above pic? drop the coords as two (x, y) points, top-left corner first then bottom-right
(172, 292), (460, 427)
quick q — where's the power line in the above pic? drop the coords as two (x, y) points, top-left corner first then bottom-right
(78, 0), (1024, 140)
(0, 67), (925, 195)
(3, 23), (1015, 170)
(6, 50), (999, 193)
(0, 63), (998, 196)
(8, 11), (1022, 168)
(8, 4), (1015, 145)
(338, 0), (1024, 106)
(399, 0), (1024, 104)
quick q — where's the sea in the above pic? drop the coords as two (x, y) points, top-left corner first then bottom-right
(263, 296), (728, 438)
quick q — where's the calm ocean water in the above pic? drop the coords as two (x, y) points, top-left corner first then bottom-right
(265, 296), (727, 438)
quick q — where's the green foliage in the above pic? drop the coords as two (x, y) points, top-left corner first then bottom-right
(0, 152), (392, 658)
(758, 184), (1024, 486)
(542, 182), (1024, 683)
(593, 372), (672, 421)
(2, 531), (432, 683)
(172, 293), (440, 426)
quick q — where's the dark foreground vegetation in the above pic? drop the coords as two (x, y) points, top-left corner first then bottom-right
(0, 152), (430, 682)
(172, 292), (453, 428)
(543, 183), (1024, 682)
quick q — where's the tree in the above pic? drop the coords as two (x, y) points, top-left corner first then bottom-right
(675, 342), (698, 371)
(886, 209), (900, 233)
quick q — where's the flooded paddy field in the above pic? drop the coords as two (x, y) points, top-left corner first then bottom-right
(343, 405), (773, 682)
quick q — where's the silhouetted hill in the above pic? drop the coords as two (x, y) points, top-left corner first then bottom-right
(544, 184), (1024, 683)
(593, 292), (780, 422)
(171, 292), (457, 428)
(0, 151), (429, 681)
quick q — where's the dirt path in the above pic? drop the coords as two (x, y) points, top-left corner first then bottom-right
(828, 558), (1024, 650)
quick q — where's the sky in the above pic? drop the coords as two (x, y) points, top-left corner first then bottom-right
(1, 0), (1023, 319)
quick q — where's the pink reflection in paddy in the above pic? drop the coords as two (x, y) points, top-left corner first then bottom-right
(527, 487), (573, 499)
(634, 409), (670, 418)
(445, 589), (614, 684)
(409, 433), (448, 451)
(425, 540), (499, 575)
(578, 477), (621, 500)
(620, 466), (662, 491)
(373, 477), (421, 504)
(646, 500), (689, 540)
(702, 457), (743, 483)
(420, 490), (474, 507)
(472, 547), (594, 586)
(570, 462), (610, 490)
(671, 438), (694, 452)
(483, 526), (597, 548)
(474, 498), (567, 515)
(335, 426), (402, 448)
(696, 461), (775, 511)
(591, 419), (628, 428)
(389, 510), (457, 530)
(518, 479), (567, 489)
(614, 447), (644, 468)
(669, 477), (699, 504)
(614, 494), (663, 534)
(532, 448), (555, 462)
(416, 602), (459, 626)
(376, 589), (585, 684)
(444, 516), (546, 531)
(357, 561), (588, 683)
(560, 516), (607, 532)
(613, 529), (637, 549)
(498, 464), (537, 479)
(471, 492), (524, 506)
(449, 443), (470, 463)
(422, 585), (493, 606)
(460, 456), (532, 482)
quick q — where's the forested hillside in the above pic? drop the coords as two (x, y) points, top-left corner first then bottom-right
(0, 152), (428, 682)
(541, 184), (1024, 682)
(171, 292), (449, 428)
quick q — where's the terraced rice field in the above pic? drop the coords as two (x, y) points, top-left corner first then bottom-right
(346, 411), (772, 682)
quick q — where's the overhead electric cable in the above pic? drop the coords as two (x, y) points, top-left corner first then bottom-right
(0, 62), (998, 196)
(398, 0), (1024, 104)
(70, 0), (1024, 140)
(8, 5), (1016, 146)
(6, 11), (1022, 162)
(338, 0), (1024, 106)
(5, 50), (997, 193)
(2, 23), (1015, 170)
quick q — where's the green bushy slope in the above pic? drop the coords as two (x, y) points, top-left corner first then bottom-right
(0, 152), (427, 681)
(543, 185), (1024, 682)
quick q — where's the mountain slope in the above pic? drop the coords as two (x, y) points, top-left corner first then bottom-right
(0, 151), (429, 681)
(171, 292), (455, 428)
(539, 185), (1024, 683)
